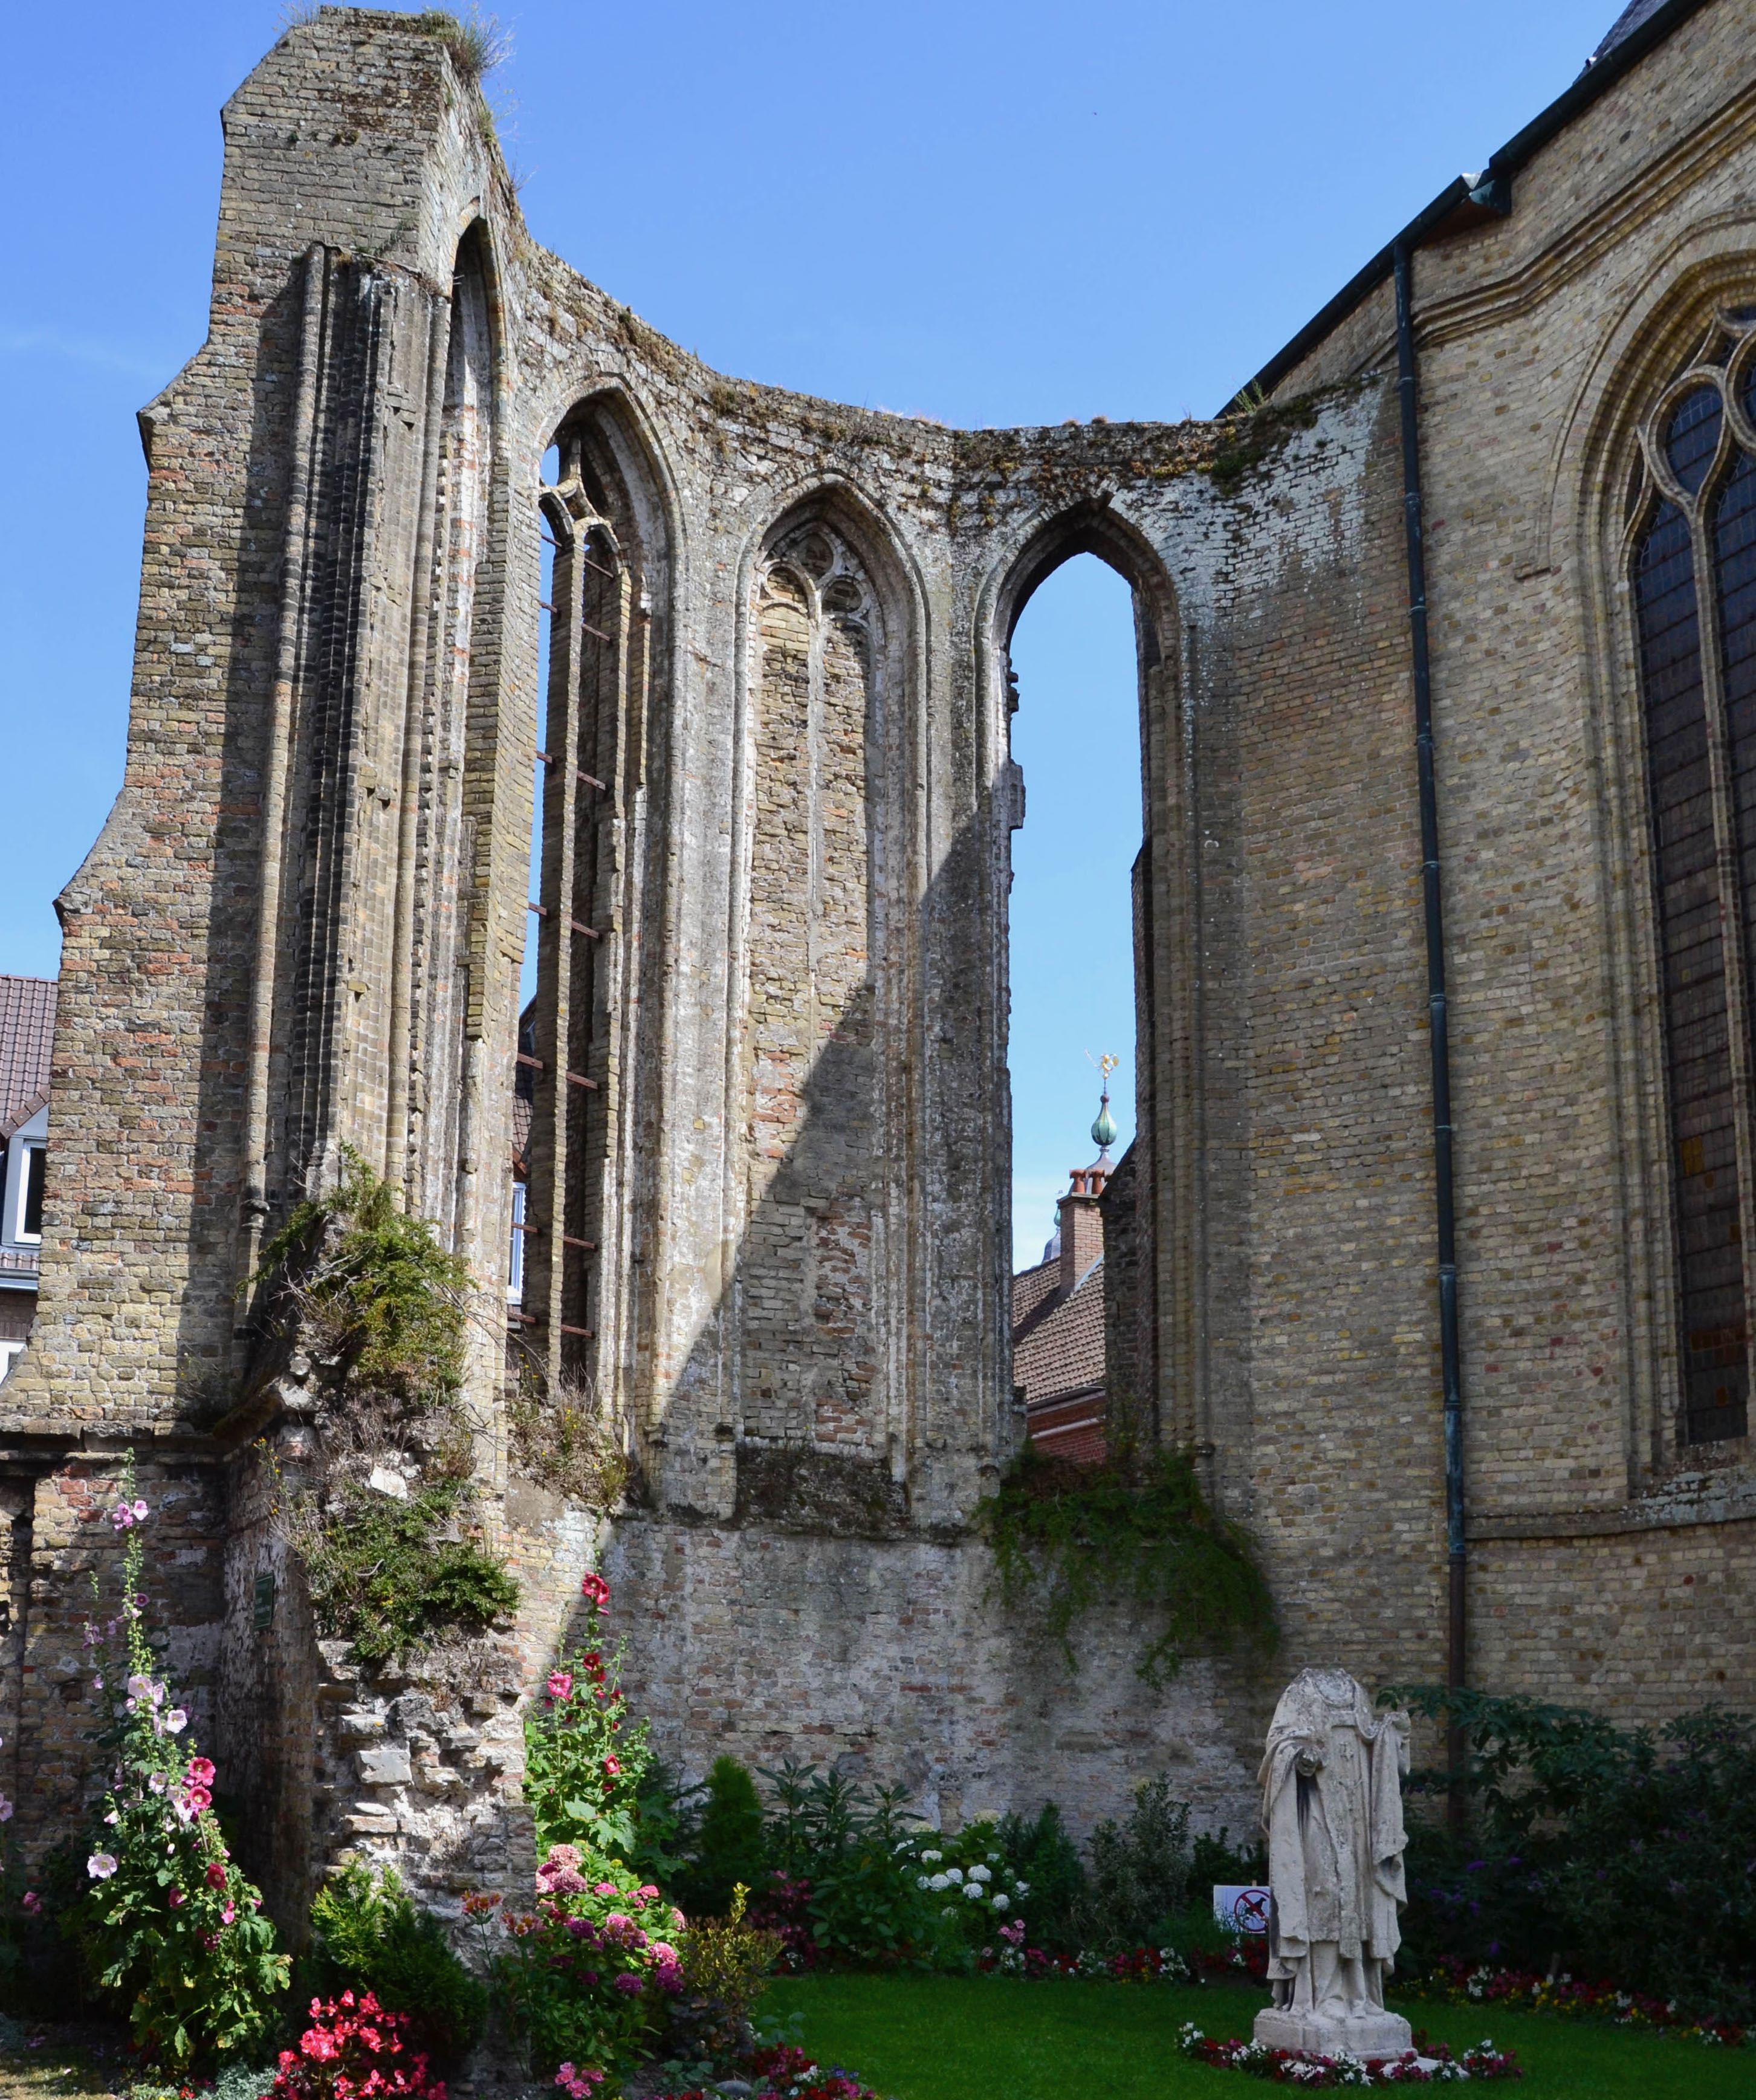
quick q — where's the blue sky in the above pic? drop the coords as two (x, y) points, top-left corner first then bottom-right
(1, 0), (1624, 1266)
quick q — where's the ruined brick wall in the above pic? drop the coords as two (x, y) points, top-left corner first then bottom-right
(10, 0), (1756, 1915)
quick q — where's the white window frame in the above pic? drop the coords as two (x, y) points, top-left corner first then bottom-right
(0, 1341), (25, 1385)
(14, 1141), (45, 1245)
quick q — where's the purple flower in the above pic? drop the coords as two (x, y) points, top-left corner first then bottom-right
(612, 1972), (643, 1997)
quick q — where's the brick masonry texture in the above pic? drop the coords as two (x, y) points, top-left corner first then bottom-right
(2, 2), (1754, 1913)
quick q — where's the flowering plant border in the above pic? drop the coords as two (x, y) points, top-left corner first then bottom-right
(1402, 1957), (1750, 2048)
(652, 2041), (878, 2100)
(1178, 2023), (1523, 2087)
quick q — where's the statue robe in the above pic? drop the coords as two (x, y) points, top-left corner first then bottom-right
(1259, 1668), (1410, 2013)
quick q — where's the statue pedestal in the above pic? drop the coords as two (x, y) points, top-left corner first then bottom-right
(1252, 2008), (1413, 2060)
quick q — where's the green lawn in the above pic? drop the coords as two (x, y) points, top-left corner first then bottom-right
(767, 1972), (1753, 2099)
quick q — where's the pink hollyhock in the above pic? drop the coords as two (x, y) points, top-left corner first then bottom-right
(207, 1861), (228, 1888)
(580, 1572), (611, 1609)
(187, 1755), (217, 1786)
(545, 1670), (573, 1702)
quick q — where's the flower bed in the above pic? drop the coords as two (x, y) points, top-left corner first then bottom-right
(1178, 2023), (1522, 2087)
(1402, 1958), (1749, 2048)
(652, 2041), (878, 2100)
(979, 1931), (1268, 1986)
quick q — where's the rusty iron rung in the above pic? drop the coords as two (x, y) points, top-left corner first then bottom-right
(536, 750), (554, 766)
(566, 1070), (598, 1091)
(510, 1219), (539, 1234)
(581, 551), (617, 579)
(526, 900), (549, 917)
(507, 1311), (539, 1327)
(569, 919), (601, 939)
(582, 620), (615, 644)
(516, 1052), (544, 1071)
(562, 1234), (597, 1251)
(559, 1323), (595, 1340)
(578, 770), (606, 792)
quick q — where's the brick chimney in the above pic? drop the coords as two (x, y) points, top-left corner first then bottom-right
(1058, 1159), (1107, 1297)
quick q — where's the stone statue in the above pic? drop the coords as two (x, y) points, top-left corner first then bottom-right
(1252, 1667), (1414, 2059)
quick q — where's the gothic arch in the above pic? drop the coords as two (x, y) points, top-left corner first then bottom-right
(514, 383), (678, 1432)
(979, 502), (1202, 1460)
(721, 481), (927, 1482)
(1563, 247), (1756, 1473)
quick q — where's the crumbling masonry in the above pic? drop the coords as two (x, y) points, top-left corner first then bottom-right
(5, 0), (1756, 1926)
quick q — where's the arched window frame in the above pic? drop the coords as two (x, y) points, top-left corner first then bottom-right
(1628, 304), (1756, 1447)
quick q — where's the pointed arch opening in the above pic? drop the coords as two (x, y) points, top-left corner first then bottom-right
(990, 507), (1189, 1465)
(514, 392), (673, 1419)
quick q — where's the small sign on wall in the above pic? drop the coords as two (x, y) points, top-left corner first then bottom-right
(253, 1572), (276, 1630)
(1213, 1884), (1271, 1935)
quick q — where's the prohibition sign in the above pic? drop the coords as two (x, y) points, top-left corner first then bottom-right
(1232, 1888), (1270, 1934)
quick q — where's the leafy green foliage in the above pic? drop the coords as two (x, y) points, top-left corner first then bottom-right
(759, 1763), (950, 1968)
(524, 1579), (658, 1865)
(306, 1861), (487, 2066)
(73, 1460), (289, 2071)
(301, 1479), (519, 1662)
(254, 1150), (520, 1664)
(897, 1822), (1026, 1954)
(976, 1446), (1277, 1682)
(256, 1146), (468, 1416)
(1076, 1776), (1193, 1953)
(1390, 1685), (1756, 2022)
(677, 1758), (768, 1920)
(994, 1804), (1088, 1955)
(675, 1882), (784, 2068)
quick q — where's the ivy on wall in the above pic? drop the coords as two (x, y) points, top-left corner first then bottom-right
(976, 1445), (1277, 1684)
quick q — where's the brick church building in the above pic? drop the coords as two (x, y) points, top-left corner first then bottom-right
(4, 0), (1755, 1914)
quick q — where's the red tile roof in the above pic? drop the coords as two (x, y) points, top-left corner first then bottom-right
(1011, 1253), (1106, 1410)
(0, 976), (55, 1141)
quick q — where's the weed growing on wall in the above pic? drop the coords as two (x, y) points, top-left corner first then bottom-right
(295, 1477), (518, 1661)
(975, 1444), (1276, 1682)
(507, 1370), (629, 1509)
(252, 1147), (519, 1662)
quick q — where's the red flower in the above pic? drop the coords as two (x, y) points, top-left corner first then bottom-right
(206, 1861), (228, 1888)
(579, 1572), (611, 1610)
(602, 1755), (621, 1777)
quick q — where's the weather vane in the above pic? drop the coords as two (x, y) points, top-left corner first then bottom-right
(1085, 1051), (1119, 1156)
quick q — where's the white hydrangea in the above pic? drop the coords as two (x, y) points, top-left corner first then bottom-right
(964, 1882), (985, 1899)
(991, 1893), (1010, 1911)
(1017, 1881), (1030, 1895)
(916, 1875), (931, 1890)
(945, 1865), (964, 1882)
(921, 1850), (942, 1864)
(968, 1864), (991, 1884)
(929, 1873), (950, 1891)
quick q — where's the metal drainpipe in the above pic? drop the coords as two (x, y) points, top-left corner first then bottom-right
(1393, 238), (1468, 1826)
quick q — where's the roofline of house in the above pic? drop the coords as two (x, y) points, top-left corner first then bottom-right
(1234, 0), (1716, 407)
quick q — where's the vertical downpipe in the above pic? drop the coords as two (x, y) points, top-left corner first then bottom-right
(1394, 239), (1468, 1824)
(239, 244), (328, 1322)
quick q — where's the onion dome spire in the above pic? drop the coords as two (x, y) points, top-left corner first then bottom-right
(1090, 1051), (1119, 1158)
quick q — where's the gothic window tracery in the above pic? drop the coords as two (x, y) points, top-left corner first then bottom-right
(1630, 309), (1756, 1445)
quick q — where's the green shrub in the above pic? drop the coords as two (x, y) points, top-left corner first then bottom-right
(306, 1861), (487, 2066)
(1392, 1686), (1756, 2023)
(993, 1803), (1087, 1954)
(675, 1882), (783, 2067)
(975, 1445), (1276, 1683)
(679, 1758), (768, 1919)
(1075, 1774), (1193, 1953)
(760, 1763), (947, 1967)
(896, 1820), (1026, 1956)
